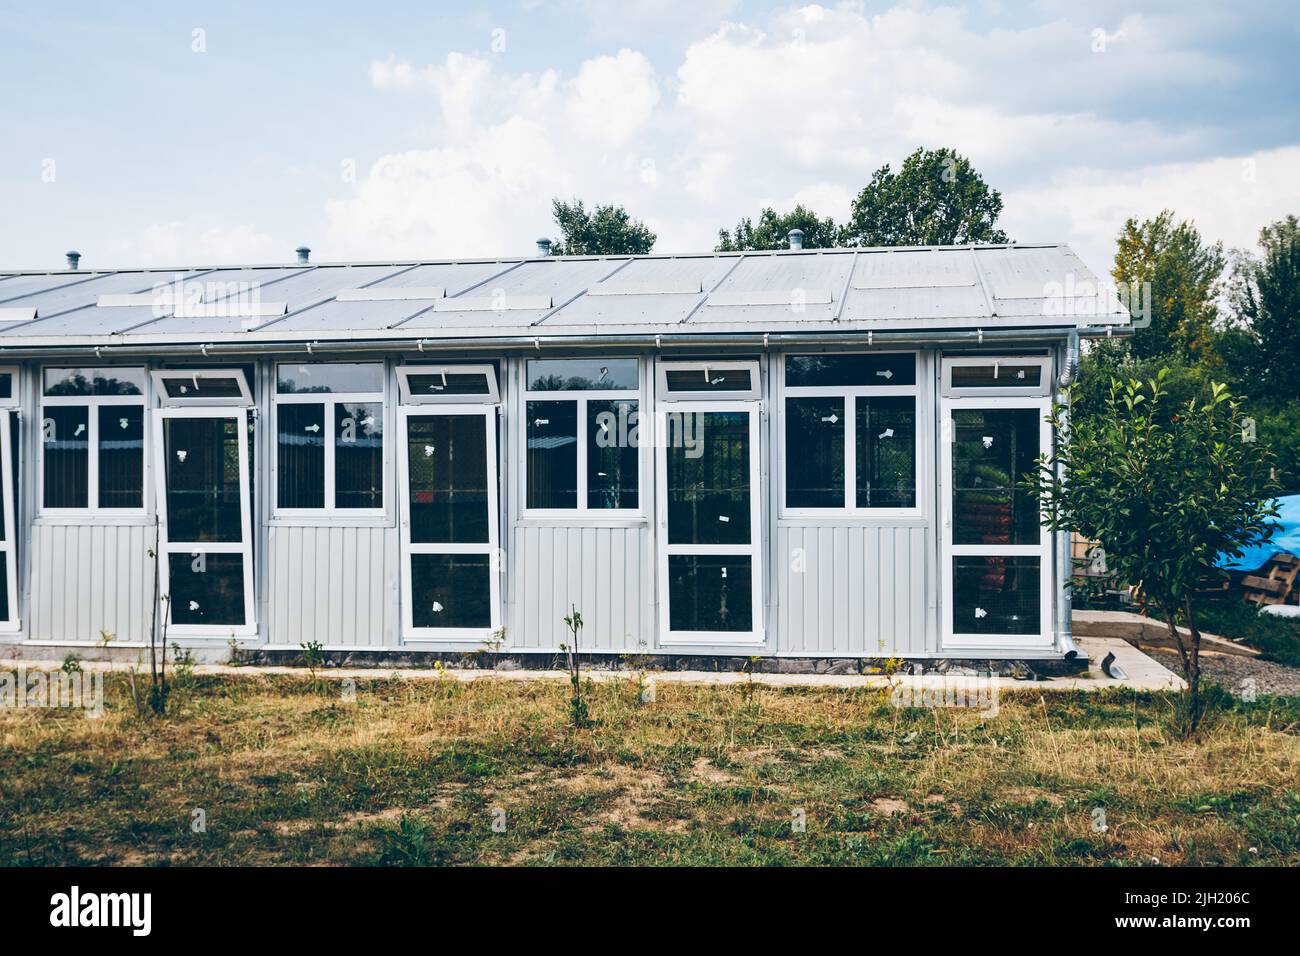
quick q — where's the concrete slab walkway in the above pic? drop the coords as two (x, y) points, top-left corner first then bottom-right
(13, 635), (1184, 693)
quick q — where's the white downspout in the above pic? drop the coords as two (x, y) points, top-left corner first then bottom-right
(1056, 331), (1082, 659)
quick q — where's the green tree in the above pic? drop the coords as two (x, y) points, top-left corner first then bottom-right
(549, 199), (655, 256)
(1029, 372), (1277, 736)
(844, 147), (1008, 247)
(715, 204), (842, 251)
(1225, 214), (1300, 402)
(1112, 211), (1226, 363)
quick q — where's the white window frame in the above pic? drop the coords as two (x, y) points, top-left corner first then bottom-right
(0, 365), (19, 409)
(153, 404), (257, 638)
(0, 373), (20, 631)
(656, 360), (760, 401)
(939, 390), (1054, 650)
(655, 400), (765, 648)
(521, 357), (646, 519)
(38, 365), (149, 516)
(780, 352), (922, 519)
(271, 362), (387, 518)
(151, 368), (253, 407)
(396, 364), (498, 404)
(941, 355), (1053, 398)
(397, 403), (502, 643)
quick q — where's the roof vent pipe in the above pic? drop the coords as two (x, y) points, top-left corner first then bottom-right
(295, 246), (311, 265)
(787, 228), (804, 251)
(536, 237), (553, 256)
(66, 250), (81, 270)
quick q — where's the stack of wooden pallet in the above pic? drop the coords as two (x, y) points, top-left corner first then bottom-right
(1242, 553), (1300, 606)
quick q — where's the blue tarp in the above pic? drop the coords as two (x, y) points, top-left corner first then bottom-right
(1217, 494), (1300, 572)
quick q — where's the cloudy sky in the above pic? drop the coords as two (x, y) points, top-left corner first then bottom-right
(2, 0), (1298, 276)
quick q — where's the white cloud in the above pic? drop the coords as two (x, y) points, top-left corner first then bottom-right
(323, 2), (1300, 273)
(1004, 144), (1300, 274)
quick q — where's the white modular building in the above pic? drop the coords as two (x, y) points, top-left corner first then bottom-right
(0, 242), (1131, 661)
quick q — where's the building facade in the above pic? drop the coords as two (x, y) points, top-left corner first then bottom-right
(0, 243), (1131, 660)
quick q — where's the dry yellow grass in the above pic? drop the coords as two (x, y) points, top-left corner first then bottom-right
(1, 671), (1297, 865)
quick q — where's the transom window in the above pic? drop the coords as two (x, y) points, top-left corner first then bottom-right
(782, 352), (919, 513)
(396, 364), (498, 404)
(657, 361), (760, 400)
(524, 358), (640, 513)
(274, 362), (385, 514)
(942, 356), (1052, 397)
(152, 369), (253, 406)
(40, 366), (147, 513)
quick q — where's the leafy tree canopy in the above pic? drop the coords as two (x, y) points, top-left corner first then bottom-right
(549, 199), (656, 256)
(844, 147), (1009, 247)
(1030, 372), (1277, 733)
(1112, 210), (1225, 363)
(715, 204), (842, 251)
(1225, 214), (1300, 403)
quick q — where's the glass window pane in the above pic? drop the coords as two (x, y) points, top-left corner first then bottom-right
(856, 396), (916, 508)
(667, 410), (750, 545)
(527, 359), (638, 391)
(0, 553), (8, 622)
(335, 402), (383, 509)
(164, 417), (243, 542)
(43, 367), (145, 396)
(168, 552), (246, 626)
(586, 399), (638, 509)
(668, 555), (752, 633)
(407, 414), (489, 543)
(43, 405), (89, 508)
(785, 397), (844, 508)
(663, 366), (752, 393)
(952, 408), (1041, 545)
(410, 553), (491, 629)
(160, 375), (244, 400)
(952, 556), (1040, 635)
(277, 363), (384, 394)
(404, 370), (492, 397)
(98, 405), (144, 509)
(277, 403), (325, 509)
(786, 353), (915, 387)
(950, 363), (1043, 389)
(526, 400), (578, 509)
(0, 373), (12, 401)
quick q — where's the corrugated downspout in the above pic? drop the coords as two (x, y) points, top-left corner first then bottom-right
(1056, 333), (1080, 660)
(1057, 329), (1080, 387)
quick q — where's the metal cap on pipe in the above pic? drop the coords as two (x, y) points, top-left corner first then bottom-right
(66, 250), (81, 270)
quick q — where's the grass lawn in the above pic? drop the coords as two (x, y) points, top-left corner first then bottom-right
(3, 670), (1299, 866)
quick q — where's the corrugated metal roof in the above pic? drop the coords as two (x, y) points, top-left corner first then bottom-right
(0, 244), (1130, 350)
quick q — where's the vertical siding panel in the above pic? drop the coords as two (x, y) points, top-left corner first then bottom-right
(787, 528), (804, 654)
(910, 527), (925, 656)
(629, 528), (643, 649)
(331, 527), (347, 645)
(816, 527), (833, 654)
(598, 530), (613, 650)
(847, 526), (864, 656)
(775, 526), (788, 654)
(315, 527), (331, 645)
(879, 527), (895, 654)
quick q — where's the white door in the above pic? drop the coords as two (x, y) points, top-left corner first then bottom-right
(656, 402), (763, 646)
(398, 404), (501, 641)
(0, 410), (19, 632)
(939, 395), (1053, 649)
(154, 406), (256, 636)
